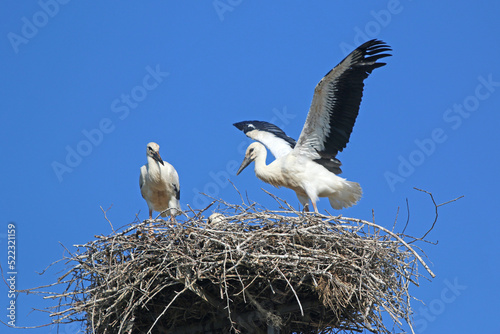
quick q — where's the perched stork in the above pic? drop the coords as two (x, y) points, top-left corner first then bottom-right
(234, 39), (391, 213)
(139, 142), (181, 220)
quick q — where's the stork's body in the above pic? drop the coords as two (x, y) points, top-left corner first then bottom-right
(235, 39), (391, 213)
(139, 142), (181, 220)
(238, 142), (361, 212)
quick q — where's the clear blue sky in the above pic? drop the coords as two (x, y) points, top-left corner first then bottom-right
(1, 1), (499, 333)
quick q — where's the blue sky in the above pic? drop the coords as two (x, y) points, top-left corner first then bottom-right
(1, 1), (499, 333)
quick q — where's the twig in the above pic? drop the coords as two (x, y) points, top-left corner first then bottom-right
(402, 198), (410, 234)
(277, 267), (303, 316)
(100, 205), (115, 233)
(413, 187), (464, 241)
(147, 286), (188, 334)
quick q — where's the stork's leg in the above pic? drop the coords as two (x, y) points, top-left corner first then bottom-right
(148, 209), (154, 234)
(296, 194), (310, 212)
(312, 201), (319, 214)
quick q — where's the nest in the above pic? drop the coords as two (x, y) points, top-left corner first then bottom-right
(40, 197), (435, 334)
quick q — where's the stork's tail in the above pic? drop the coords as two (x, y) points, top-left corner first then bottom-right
(328, 180), (362, 210)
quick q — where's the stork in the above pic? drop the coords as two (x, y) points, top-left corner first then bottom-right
(139, 142), (181, 220)
(234, 39), (391, 213)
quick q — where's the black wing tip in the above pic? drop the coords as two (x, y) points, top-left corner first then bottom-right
(347, 39), (392, 71)
(233, 120), (279, 132)
(233, 120), (265, 133)
(349, 39), (392, 65)
(173, 184), (180, 200)
(233, 120), (296, 147)
(361, 39), (392, 57)
(233, 121), (247, 131)
(360, 39), (392, 50)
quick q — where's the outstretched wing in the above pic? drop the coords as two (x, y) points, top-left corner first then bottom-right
(295, 39), (391, 169)
(233, 121), (296, 158)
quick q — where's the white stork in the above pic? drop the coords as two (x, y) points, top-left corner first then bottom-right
(139, 142), (181, 220)
(234, 39), (391, 213)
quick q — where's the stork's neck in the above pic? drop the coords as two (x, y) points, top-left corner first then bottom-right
(254, 149), (281, 185)
(147, 156), (163, 181)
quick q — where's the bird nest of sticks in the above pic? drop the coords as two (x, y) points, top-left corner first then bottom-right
(36, 196), (437, 334)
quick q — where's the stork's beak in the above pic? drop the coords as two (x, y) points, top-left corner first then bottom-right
(236, 155), (253, 175)
(152, 151), (164, 166)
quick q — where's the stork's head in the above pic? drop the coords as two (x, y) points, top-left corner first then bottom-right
(236, 142), (264, 175)
(146, 142), (164, 166)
